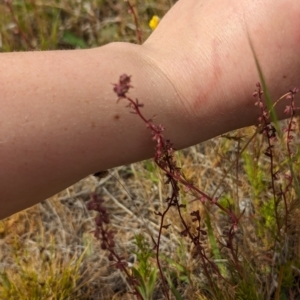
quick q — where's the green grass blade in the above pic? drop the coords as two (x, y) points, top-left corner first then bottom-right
(247, 34), (280, 134)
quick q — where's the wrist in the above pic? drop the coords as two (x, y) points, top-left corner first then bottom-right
(96, 42), (191, 150)
(142, 0), (300, 146)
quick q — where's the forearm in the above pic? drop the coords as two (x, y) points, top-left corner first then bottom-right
(0, 43), (179, 218)
(3, 41), (236, 218)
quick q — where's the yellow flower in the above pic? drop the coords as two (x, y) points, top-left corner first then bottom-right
(149, 15), (160, 31)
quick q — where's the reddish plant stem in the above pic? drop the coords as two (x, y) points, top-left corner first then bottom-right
(125, 0), (142, 44)
(4, 0), (34, 50)
(87, 194), (143, 299)
(123, 94), (239, 228)
(155, 200), (172, 299)
(113, 75), (238, 298)
(254, 83), (281, 233)
(284, 88), (299, 159)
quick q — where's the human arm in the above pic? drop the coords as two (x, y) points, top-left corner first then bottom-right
(0, 0), (299, 219)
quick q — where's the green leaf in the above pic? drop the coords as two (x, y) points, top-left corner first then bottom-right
(166, 276), (184, 300)
(62, 31), (87, 49)
(247, 34), (279, 133)
(205, 214), (227, 277)
(248, 34), (300, 202)
(132, 268), (147, 298)
(148, 269), (158, 295)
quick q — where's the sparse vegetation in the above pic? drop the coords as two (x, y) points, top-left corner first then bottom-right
(0, 1), (300, 299)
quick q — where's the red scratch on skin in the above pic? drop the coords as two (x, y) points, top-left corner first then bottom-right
(193, 38), (223, 110)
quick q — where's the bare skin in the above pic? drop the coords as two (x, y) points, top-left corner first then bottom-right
(0, 0), (299, 219)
